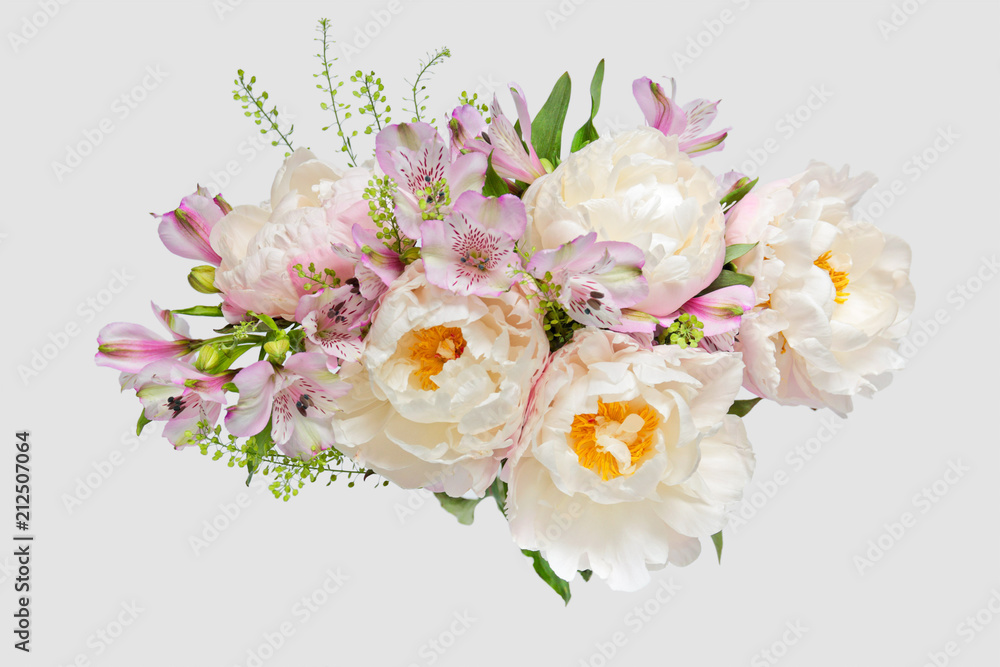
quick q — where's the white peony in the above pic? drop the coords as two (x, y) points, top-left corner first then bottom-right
(522, 128), (726, 318)
(506, 328), (755, 591)
(729, 162), (915, 415)
(330, 261), (548, 497)
(210, 148), (372, 320)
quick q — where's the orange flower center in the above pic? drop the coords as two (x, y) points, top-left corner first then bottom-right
(568, 399), (660, 480)
(409, 326), (467, 390)
(814, 251), (850, 304)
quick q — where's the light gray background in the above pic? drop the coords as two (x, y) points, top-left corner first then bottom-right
(2, 0), (998, 665)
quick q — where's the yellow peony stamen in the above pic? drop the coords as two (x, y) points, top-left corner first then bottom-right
(568, 399), (660, 481)
(409, 326), (467, 390)
(814, 251), (850, 304)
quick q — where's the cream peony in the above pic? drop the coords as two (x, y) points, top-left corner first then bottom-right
(210, 148), (372, 320)
(729, 162), (915, 415)
(330, 261), (548, 497)
(522, 128), (726, 318)
(506, 329), (755, 591)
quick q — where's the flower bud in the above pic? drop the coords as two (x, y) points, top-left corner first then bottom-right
(194, 344), (222, 372)
(188, 265), (220, 294)
(263, 338), (289, 361)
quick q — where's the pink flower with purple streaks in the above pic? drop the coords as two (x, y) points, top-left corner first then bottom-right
(225, 353), (350, 460)
(375, 122), (486, 239)
(633, 77), (729, 155)
(294, 285), (371, 362)
(421, 192), (525, 296)
(156, 186), (230, 265)
(96, 302), (196, 386)
(527, 233), (648, 329)
(448, 84), (547, 184)
(135, 360), (234, 447)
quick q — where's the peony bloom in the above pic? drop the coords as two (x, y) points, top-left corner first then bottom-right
(729, 162), (915, 415)
(506, 329), (755, 591)
(330, 261), (548, 497)
(522, 128), (726, 319)
(225, 353), (351, 459)
(210, 148), (373, 320)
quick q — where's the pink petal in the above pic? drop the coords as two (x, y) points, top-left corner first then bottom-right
(633, 77), (687, 136)
(682, 285), (755, 337)
(225, 361), (276, 437)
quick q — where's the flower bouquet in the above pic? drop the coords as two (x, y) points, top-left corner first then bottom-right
(96, 21), (914, 602)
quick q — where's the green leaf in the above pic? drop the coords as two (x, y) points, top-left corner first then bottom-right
(245, 420), (273, 486)
(172, 305), (224, 317)
(435, 493), (483, 526)
(482, 152), (509, 197)
(724, 243), (758, 265)
(728, 397), (763, 417)
(530, 72), (572, 166)
(696, 269), (754, 297)
(579, 569), (593, 582)
(570, 59), (605, 153)
(487, 477), (508, 516)
(521, 549), (572, 605)
(711, 531), (724, 563)
(136, 410), (151, 436)
(720, 177), (759, 209)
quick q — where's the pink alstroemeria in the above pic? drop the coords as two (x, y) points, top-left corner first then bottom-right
(225, 353), (350, 459)
(329, 225), (404, 301)
(667, 285), (756, 338)
(293, 285), (370, 362)
(96, 302), (197, 384)
(527, 232), (648, 329)
(421, 192), (526, 296)
(135, 360), (234, 447)
(375, 122), (486, 239)
(448, 84), (547, 184)
(632, 77), (729, 155)
(156, 186), (230, 265)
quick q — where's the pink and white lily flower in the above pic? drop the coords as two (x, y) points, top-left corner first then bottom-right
(135, 360), (234, 447)
(96, 302), (197, 387)
(421, 191), (526, 296)
(293, 285), (371, 362)
(156, 186), (230, 265)
(664, 284), (756, 340)
(527, 232), (648, 329)
(448, 84), (547, 184)
(375, 122), (486, 239)
(633, 77), (729, 155)
(329, 225), (404, 301)
(225, 353), (350, 460)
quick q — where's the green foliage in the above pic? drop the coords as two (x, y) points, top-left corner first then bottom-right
(314, 18), (357, 165)
(530, 72), (572, 166)
(696, 268), (755, 296)
(728, 397), (763, 417)
(483, 153), (509, 196)
(172, 305), (224, 317)
(571, 59), (605, 153)
(711, 531), (724, 563)
(435, 494), (482, 525)
(351, 70), (391, 134)
(191, 421), (382, 501)
(233, 69), (295, 156)
(724, 243), (758, 265)
(406, 47), (451, 124)
(292, 261), (340, 294)
(720, 177), (759, 211)
(657, 313), (704, 348)
(364, 174), (415, 257)
(522, 550), (572, 605)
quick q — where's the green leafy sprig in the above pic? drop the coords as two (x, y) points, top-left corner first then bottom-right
(406, 47), (451, 124)
(314, 18), (358, 165)
(233, 69), (295, 156)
